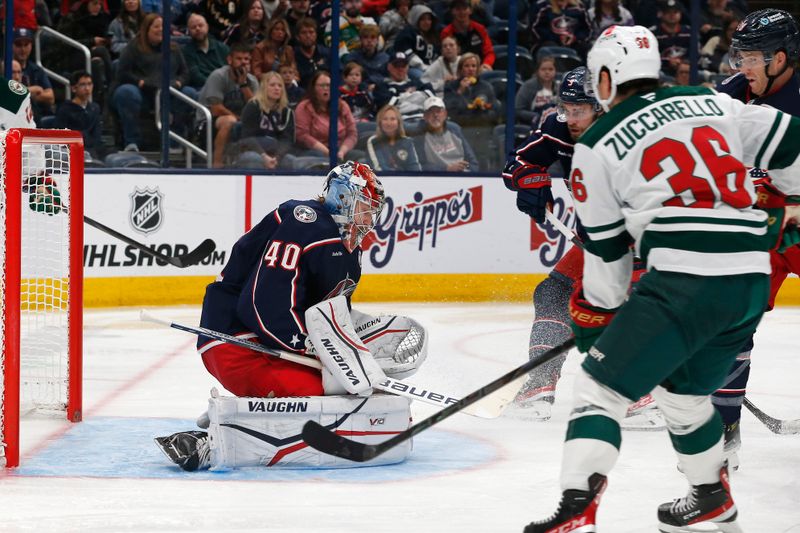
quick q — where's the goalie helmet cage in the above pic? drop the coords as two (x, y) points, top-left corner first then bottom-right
(1, 129), (84, 468)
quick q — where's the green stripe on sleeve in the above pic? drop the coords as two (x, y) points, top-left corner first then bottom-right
(766, 114), (800, 170)
(754, 112), (783, 169)
(585, 231), (633, 262)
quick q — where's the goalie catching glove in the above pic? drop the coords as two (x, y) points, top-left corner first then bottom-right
(569, 284), (619, 353)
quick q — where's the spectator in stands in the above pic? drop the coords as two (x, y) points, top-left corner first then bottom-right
(262, 0), (289, 20)
(6, 60), (23, 83)
(278, 62), (305, 108)
(700, 17), (739, 75)
(55, 0), (113, 105)
(366, 104), (421, 171)
(2, 0), (38, 31)
(530, 0), (592, 58)
(395, 5), (441, 80)
(324, 0), (379, 59)
(674, 60), (691, 86)
(340, 62), (376, 121)
(285, 0), (312, 40)
(55, 71), (105, 159)
(295, 70), (362, 161)
(343, 24), (389, 87)
(443, 52), (499, 169)
(12, 28), (55, 123)
(183, 13), (230, 91)
(222, 0), (269, 46)
(108, 0), (145, 57)
(700, 0), (743, 46)
(293, 17), (330, 89)
(515, 55), (558, 128)
(238, 71), (296, 169)
(379, 0), (411, 50)
(111, 13), (192, 152)
(440, 0), (493, 73)
(651, 0), (694, 77)
(587, 0), (634, 40)
(252, 17), (295, 76)
(414, 95), (477, 172)
(198, 42), (259, 167)
(200, 0), (240, 40)
(421, 34), (459, 97)
(373, 51), (435, 120)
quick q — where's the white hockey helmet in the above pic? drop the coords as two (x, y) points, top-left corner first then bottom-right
(322, 161), (385, 252)
(587, 25), (661, 112)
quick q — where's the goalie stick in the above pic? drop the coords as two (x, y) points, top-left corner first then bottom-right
(743, 397), (800, 435)
(140, 311), (508, 418)
(84, 215), (216, 268)
(301, 338), (576, 462)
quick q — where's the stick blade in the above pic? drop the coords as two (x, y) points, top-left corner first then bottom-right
(301, 421), (376, 462)
(173, 239), (217, 267)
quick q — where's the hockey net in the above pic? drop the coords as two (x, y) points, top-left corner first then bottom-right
(0, 129), (84, 468)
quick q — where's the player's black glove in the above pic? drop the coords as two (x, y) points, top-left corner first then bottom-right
(516, 188), (554, 223)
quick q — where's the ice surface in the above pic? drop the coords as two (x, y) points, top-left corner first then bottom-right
(1, 304), (798, 532)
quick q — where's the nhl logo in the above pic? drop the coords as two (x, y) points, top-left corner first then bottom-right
(129, 187), (164, 235)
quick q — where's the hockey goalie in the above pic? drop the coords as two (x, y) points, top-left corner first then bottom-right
(155, 162), (429, 470)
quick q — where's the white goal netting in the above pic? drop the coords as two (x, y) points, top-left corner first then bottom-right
(1, 130), (81, 467)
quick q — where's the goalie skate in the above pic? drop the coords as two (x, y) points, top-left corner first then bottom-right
(621, 394), (666, 431)
(154, 430), (211, 472)
(658, 466), (742, 533)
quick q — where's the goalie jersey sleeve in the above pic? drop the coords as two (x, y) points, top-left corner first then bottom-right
(199, 200), (363, 354)
(571, 86), (800, 309)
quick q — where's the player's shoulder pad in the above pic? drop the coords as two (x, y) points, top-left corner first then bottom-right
(276, 199), (340, 244)
(0, 79), (29, 114)
(539, 112), (573, 143)
(715, 72), (747, 98)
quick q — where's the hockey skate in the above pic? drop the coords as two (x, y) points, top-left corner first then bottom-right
(658, 466), (742, 533)
(154, 430), (211, 471)
(523, 473), (607, 533)
(723, 421), (741, 471)
(620, 394), (666, 431)
(508, 382), (556, 421)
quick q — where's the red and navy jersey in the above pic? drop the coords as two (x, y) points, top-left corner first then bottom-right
(198, 199), (362, 354)
(502, 111), (575, 190)
(716, 71), (800, 116)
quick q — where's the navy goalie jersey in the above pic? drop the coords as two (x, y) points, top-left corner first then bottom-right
(198, 199), (362, 354)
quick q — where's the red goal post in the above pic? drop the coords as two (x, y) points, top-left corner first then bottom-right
(1, 129), (84, 468)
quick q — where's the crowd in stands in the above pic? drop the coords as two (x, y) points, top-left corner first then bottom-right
(3, 0), (752, 170)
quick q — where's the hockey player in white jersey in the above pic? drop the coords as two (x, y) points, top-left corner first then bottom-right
(0, 76), (35, 129)
(524, 25), (800, 533)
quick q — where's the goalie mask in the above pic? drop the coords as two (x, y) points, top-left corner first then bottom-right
(322, 161), (385, 252)
(586, 25), (660, 112)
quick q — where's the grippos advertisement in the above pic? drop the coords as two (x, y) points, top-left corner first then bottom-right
(84, 173), (575, 278)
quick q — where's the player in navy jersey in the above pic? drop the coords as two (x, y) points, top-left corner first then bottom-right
(197, 161), (385, 399)
(502, 67), (599, 420)
(713, 8), (800, 469)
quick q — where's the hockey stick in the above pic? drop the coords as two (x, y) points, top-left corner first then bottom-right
(140, 311), (507, 418)
(544, 210), (585, 250)
(301, 338), (576, 462)
(743, 397), (800, 435)
(84, 215), (216, 268)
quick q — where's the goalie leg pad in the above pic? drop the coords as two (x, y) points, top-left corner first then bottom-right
(207, 391), (412, 468)
(351, 309), (428, 379)
(306, 295), (386, 396)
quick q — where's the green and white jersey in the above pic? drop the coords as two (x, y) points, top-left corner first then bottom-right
(0, 77), (35, 130)
(572, 86), (800, 309)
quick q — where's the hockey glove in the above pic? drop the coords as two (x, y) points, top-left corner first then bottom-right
(755, 183), (800, 254)
(510, 165), (553, 223)
(569, 285), (618, 353)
